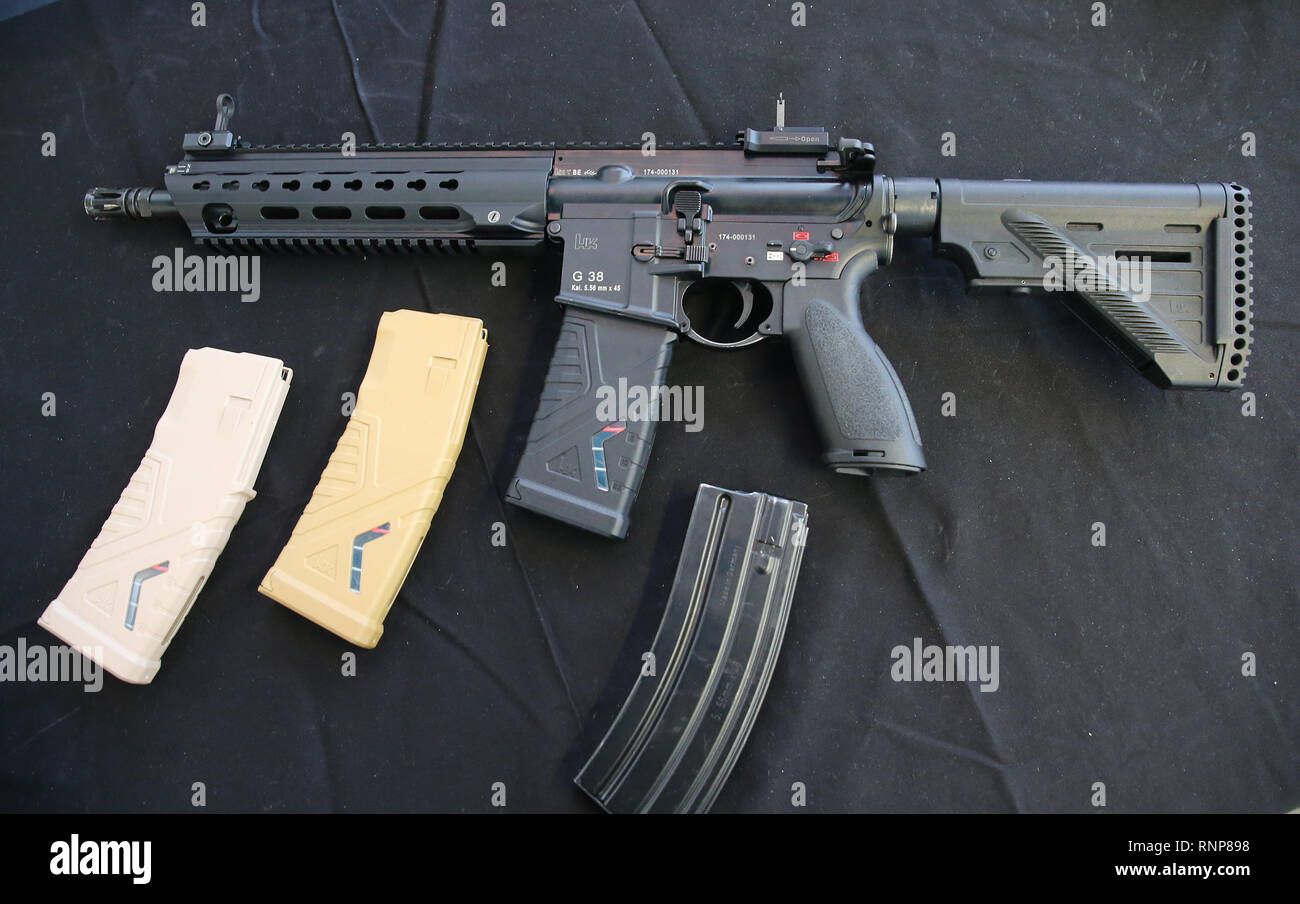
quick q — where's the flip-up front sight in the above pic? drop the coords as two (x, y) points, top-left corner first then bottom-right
(182, 93), (238, 153)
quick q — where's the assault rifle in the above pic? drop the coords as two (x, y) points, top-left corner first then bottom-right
(87, 95), (1254, 538)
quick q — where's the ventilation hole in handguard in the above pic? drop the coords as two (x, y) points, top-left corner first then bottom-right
(419, 206), (459, 220)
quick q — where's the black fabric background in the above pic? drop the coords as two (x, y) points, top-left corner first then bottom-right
(0, 0), (1295, 813)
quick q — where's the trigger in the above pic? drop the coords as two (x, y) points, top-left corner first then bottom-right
(732, 281), (754, 329)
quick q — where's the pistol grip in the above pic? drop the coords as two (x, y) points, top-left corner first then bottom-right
(784, 256), (926, 475)
(507, 307), (675, 539)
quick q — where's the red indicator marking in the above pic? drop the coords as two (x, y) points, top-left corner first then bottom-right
(815, 252), (840, 262)
(793, 231), (810, 241)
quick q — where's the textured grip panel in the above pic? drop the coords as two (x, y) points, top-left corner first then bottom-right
(804, 301), (905, 441)
(507, 308), (675, 538)
(786, 290), (925, 476)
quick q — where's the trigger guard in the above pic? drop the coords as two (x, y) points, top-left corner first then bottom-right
(684, 326), (767, 349)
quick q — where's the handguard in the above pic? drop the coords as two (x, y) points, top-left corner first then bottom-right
(259, 310), (488, 648)
(39, 348), (292, 684)
(575, 484), (809, 813)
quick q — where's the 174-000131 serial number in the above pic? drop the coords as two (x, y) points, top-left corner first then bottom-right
(1129, 840), (1250, 855)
